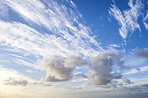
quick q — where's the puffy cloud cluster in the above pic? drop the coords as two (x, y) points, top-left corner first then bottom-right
(39, 55), (87, 82)
(39, 52), (126, 86)
(88, 53), (124, 85)
(134, 49), (148, 58)
(122, 77), (132, 84)
(5, 77), (28, 86)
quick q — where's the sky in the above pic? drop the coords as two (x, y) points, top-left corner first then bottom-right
(0, 0), (148, 98)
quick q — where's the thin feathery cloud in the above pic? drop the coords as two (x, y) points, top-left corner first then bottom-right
(143, 12), (148, 30)
(143, 22), (148, 30)
(1, 0), (103, 52)
(124, 66), (148, 75)
(0, 20), (101, 58)
(109, 0), (143, 39)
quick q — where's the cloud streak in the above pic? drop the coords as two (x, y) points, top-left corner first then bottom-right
(1, 0), (103, 56)
(4, 77), (28, 86)
(109, 0), (143, 39)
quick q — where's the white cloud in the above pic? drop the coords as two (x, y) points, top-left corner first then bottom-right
(0, 66), (35, 84)
(88, 53), (124, 85)
(143, 12), (148, 21)
(26, 69), (37, 73)
(1, 0), (103, 56)
(0, 0), (106, 77)
(0, 21), (11, 41)
(109, 0), (143, 39)
(0, 20), (102, 63)
(122, 77), (132, 84)
(143, 11), (148, 30)
(124, 66), (148, 75)
(143, 22), (148, 30)
(4, 77), (28, 86)
(0, 1), (8, 18)
(109, 44), (120, 48)
(38, 55), (87, 82)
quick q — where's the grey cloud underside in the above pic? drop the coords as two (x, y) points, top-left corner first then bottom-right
(134, 49), (148, 58)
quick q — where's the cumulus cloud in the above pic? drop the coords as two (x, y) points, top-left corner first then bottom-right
(88, 53), (124, 85)
(109, 0), (143, 39)
(122, 77), (133, 84)
(134, 48), (148, 58)
(39, 55), (87, 82)
(4, 77), (28, 86)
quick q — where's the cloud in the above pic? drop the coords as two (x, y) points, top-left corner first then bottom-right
(0, 19), (102, 71)
(4, 77), (28, 86)
(0, 21), (11, 41)
(26, 69), (37, 73)
(0, 66), (36, 86)
(39, 55), (87, 82)
(124, 66), (148, 75)
(134, 48), (148, 58)
(75, 73), (88, 78)
(0, 0), (105, 72)
(143, 22), (148, 30)
(143, 11), (148, 30)
(109, 0), (143, 39)
(122, 77), (132, 84)
(88, 53), (124, 85)
(1, 0), (103, 57)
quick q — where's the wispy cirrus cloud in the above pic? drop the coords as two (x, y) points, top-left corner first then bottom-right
(109, 0), (143, 40)
(124, 66), (148, 75)
(0, 0), (105, 81)
(0, 0), (104, 59)
(143, 12), (148, 30)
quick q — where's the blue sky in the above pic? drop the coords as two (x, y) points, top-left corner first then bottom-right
(0, 0), (148, 98)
